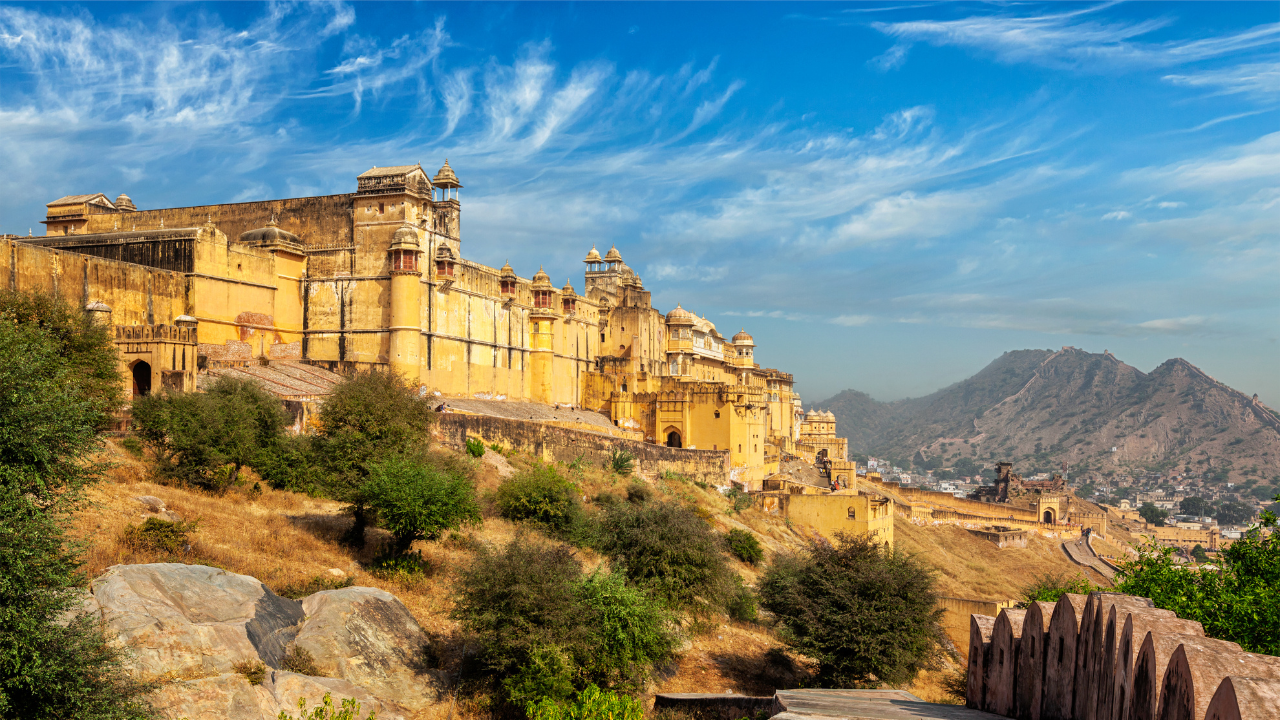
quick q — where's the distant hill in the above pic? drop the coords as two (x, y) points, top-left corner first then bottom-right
(815, 348), (1280, 484)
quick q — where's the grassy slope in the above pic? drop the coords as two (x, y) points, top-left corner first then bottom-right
(75, 439), (1107, 714)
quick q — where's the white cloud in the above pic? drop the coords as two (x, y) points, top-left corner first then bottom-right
(869, 42), (911, 71)
(1164, 61), (1280, 99)
(872, 8), (1280, 72)
(1157, 201), (1184, 209)
(1102, 210), (1131, 220)
(831, 314), (873, 327)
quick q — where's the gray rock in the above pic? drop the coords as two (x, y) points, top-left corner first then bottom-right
(149, 671), (407, 720)
(296, 587), (437, 711)
(90, 563), (303, 679)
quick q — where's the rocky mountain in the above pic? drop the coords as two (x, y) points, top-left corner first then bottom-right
(816, 348), (1280, 484)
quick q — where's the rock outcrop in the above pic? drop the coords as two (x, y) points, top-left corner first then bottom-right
(295, 587), (437, 712)
(85, 564), (435, 719)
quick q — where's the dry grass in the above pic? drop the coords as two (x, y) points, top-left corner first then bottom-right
(73, 439), (1125, 716)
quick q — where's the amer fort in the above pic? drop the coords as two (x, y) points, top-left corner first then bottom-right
(5, 159), (1177, 551)
(9, 161), (1275, 720)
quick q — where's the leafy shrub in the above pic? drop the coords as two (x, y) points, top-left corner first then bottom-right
(1115, 508), (1280, 655)
(759, 532), (946, 688)
(725, 529), (764, 565)
(452, 538), (677, 708)
(369, 550), (429, 584)
(595, 500), (733, 611)
(233, 659), (267, 685)
(313, 368), (435, 543)
(494, 464), (582, 537)
(466, 437), (486, 458)
(276, 574), (353, 600)
(362, 455), (480, 554)
(120, 517), (200, 555)
(1015, 572), (1096, 608)
(725, 579), (759, 623)
(940, 666), (968, 704)
(722, 487), (753, 515)
(282, 645), (322, 676)
(120, 436), (144, 458)
(658, 470), (691, 483)
(132, 377), (292, 492)
(625, 481), (653, 504)
(609, 448), (635, 476)
(526, 684), (644, 720)
(277, 693), (377, 720)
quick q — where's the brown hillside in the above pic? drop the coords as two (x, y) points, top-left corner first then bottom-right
(76, 440), (1109, 713)
(819, 348), (1280, 485)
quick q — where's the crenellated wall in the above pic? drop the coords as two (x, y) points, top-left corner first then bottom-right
(432, 413), (729, 486)
(966, 592), (1280, 720)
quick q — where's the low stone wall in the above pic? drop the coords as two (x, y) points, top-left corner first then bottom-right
(433, 413), (729, 486)
(651, 693), (778, 720)
(968, 527), (1029, 548)
(966, 591), (1280, 720)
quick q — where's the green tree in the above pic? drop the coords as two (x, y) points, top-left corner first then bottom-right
(362, 455), (480, 554)
(0, 292), (155, 718)
(1180, 496), (1211, 517)
(313, 368), (435, 544)
(453, 539), (676, 708)
(1138, 502), (1168, 526)
(725, 528), (764, 565)
(1214, 500), (1254, 527)
(1191, 544), (1209, 563)
(759, 532), (945, 688)
(495, 463), (584, 539)
(595, 500), (733, 611)
(132, 377), (291, 492)
(1015, 572), (1096, 607)
(1116, 528), (1279, 655)
(0, 292), (121, 502)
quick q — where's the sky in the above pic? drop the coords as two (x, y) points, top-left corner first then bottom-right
(1, 2), (1277, 406)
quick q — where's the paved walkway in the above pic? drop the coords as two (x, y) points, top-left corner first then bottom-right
(655, 690), (1007, 720)
(773, 689), (1006, 720)
(444, 398), (618, 432)
(1061, 533), (1117, 580)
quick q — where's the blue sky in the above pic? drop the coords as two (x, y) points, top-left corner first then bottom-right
(2, 2), (1277, 406)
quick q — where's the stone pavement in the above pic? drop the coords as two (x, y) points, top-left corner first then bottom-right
(654, 690), (1008, 720)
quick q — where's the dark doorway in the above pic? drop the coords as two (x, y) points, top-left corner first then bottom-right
(666, 431), (682, 448)
(817, 449), (828, 461)
(1044, 510), (1054, 523)
(132, 361), (152, 398)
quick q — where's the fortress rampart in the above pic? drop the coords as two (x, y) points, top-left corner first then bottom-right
(966, 591), (1280, 720)
(433, 413), (730, 487)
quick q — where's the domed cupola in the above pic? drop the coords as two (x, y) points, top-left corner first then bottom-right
(432, 160), (462, 201)
(531, 266), (554, 310)
(584, 245), (604, 272)
(390, 221), (419, 250)
(499, 260), (517, 295)
(666, 304), (696, 325)
(561, 279), (578, 315)
(115, 193), (137, 212)
(603, 245), (623, 269)
(239, 217), (302, 251)
(388, 221), (423, 275)
(732, 329), (755, 346)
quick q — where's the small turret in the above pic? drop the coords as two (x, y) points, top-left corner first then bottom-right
(114, 193), (137, 212)
(584, 245), (604, 272)
(432, 160), (462, 202)
(500, 260), (517, 295)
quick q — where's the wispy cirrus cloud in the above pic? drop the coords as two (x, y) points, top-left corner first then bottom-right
(871, 6), (1280, 72)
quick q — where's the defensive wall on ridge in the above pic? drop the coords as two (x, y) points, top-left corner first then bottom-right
(966, 591), (1280, 720)
(433, 413), (730, 486)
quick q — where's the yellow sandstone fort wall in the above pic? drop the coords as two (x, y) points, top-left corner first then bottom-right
(433, 414), (729, 486)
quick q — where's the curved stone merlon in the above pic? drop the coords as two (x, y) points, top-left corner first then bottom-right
(968, 614), (996, 711)
(1157, 640), (1280, 720)
(1204, 676), (1280, 720)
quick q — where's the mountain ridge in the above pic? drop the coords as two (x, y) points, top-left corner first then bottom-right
(814, 348), (1280, 484)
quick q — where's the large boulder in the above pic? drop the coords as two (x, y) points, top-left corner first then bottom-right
(88, 563), (304, 679)
(149, 670), (408, 720)
(295, 587), (437, 711)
